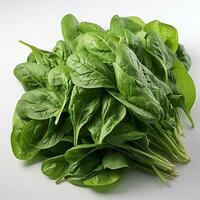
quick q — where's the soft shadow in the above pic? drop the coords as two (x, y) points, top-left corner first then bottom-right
(22, 154), (46, 166)
(90, 168), (172, 194)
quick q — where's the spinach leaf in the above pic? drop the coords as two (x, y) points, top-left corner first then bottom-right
(113, 62), (163, 121)
(105, 121), (146, 145)
(144, 20), (178, 53)
(172, 59), (196, 126)
(127, 16), (145, 27)
(64, 152), (102, 185)
(52, 40), (71, 63)
(83, 169), (123, 187)
(36, 117), (72, 149)
(110, 15), (142, 38)
(19, 40), (58, 67)
(82, 32), (115, 64)
(65, 144), (100, 163)
(61, 14), (79, 51)
(176, 44), (191, 71)
(41, 155), (68, 179)
(102, 151), (129, 169)
(78, 22), (106, 34)
(14, 62), (50, 91)
(108, 89), (159, 123)
(69, 86), (101, 145)
(67, 51), (115, 88)
(88, 94), (126, 144)
(16, 88), (64, 121)
(11, 112), (48, 160)
(144, 31), (175, 81)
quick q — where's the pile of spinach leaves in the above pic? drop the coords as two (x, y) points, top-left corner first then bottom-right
(11, 14), (196, 189)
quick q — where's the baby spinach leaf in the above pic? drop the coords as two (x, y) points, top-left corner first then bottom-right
(83, 169), (123, 187)
(88, 94), (126, 144)
(78, 22), (106, 34)
(102, 152), (129, 169)
(11, 112), (48, 160)
(110, 15), (142, 38)
(108, 89), (159, 123)
(172, 59), (196, 127)
(113, 62), (163, 121)
(65, 144), (100, 163)
(61, 14), (79, 51)
(36, 117), (72, 149)
(16, 88), (63, 120)
(64, 152), (102, 184)
(48, 66), (73, 124)
(19, 40), (58, 68)
(41, 155), (68, 179)
(144, 20), (178, 53)
(52, 40), (71, 63)
(14, 62), (50, 91)
(67, 51), (115, 88)
(144, 31), (175, 81)
(105, 121), (146, 145)
(127, 16), (145, 27)
(69, 86), (101, 145)
(82, 32), (115, 64)
(176, 44), (191, 71)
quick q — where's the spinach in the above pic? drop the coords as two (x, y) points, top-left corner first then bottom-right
(11, 14), (196, 190)
(82, 32), (115, 64)
(144, 31), (175, 81)
(14, 62), (50, 91)
(67, 51), (115, 88)
(61, 14), (80, 51)
(78, 22), (106, 35)
(88, 94), (126, 144)
(144, 20), (178, 53)
(69, 86), (101, 145)
(176, 44), (191, 71)
(11, 112), (48, 160)
(41, 155), (68, 179)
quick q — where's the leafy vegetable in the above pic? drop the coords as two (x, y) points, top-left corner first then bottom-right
(11, 14), (196, 190)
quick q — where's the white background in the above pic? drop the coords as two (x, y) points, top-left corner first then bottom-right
(0, 0), (200, 199)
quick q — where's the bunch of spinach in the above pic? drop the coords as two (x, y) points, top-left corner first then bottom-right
(11, 14), (196, 189)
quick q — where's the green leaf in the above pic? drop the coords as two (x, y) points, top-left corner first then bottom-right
(19, 40), (58, 67)
(144, 31), (175, 81)
(14, 62), (50, 91)
(83, 169), (123, 187)
(88, 94), (126, 144)
(102, 152), (129, 169)
(78, 22), (106, 34)
(108, 89), (159, 123)
(173, 59), (196, 127)
(105, 121), (146, 145)
(41, 155), (68, 179)
(52, 40), (71, 63)
(67, 51), (115, 88)
(65, 144), (100, 163)
(64, 152), (102, 184)
(82, 32), (115, 64)
(69, 86), (101, 145)
(110, 15), (142, 38)
(113, 62), (163, 121)
(144, 20), (178, 53)
(16, 88), (63, 120)
(176, 44), (191, 71)
(61, 14), (79, 51)
(36, 117), (72, 149)
(11, 112), (48, 160)
(127, 16), (145, 27)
